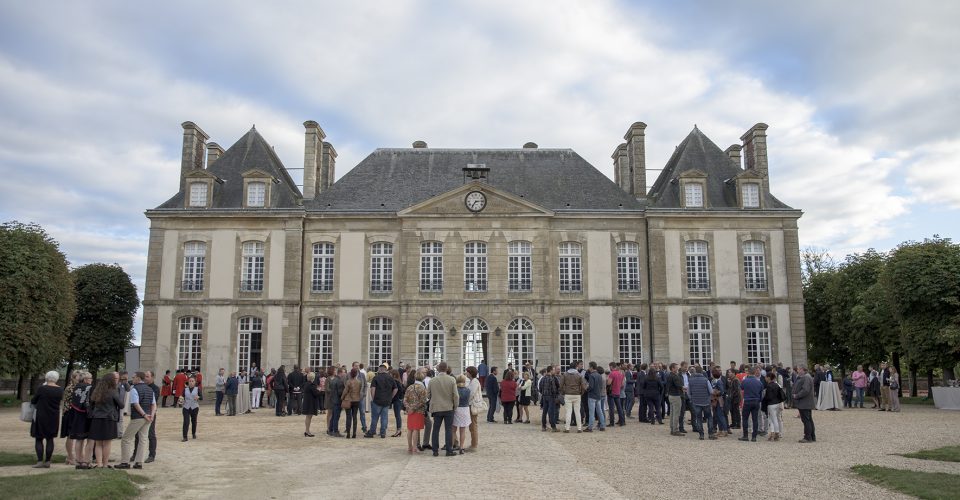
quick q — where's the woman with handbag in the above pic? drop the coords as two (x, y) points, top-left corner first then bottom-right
(69, 371), (94, 469)
(465, 366), (483, 450)
(888, 366), (901, 412)
(88, 372), (123, 469)
(29, 371), (64, 468)
(60, 370), (81, 465)
(403, 371), (428, 454)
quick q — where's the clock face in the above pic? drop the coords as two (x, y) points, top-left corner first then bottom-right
(465, 191), (486, 212)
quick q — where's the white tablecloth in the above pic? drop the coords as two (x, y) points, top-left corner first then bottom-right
(931, 387), (960, 410)
(816, 381), (843, 410)
(237, 383), (251, 414)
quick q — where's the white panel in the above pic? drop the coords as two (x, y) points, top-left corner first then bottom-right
(588, 306), (614, 362)
(776, 304), (793, 365)
(159, 230), (179, 299)
(339, 232), (365, 300)
(667, 306), (684, 361)
(156, 306), (173, 371)
(339, 307), (363, 363)
(207, 307), (233, 376)
(267, 306), (283, 369)
(210, 230), (235, 299)
(586, 232), (612, 300)
(664, 230), (680, 298)
(268, 230), (285, 299)
(769, 231), (788, 298)
(714, 230), (739, 297)
(717, 305), (742, 365)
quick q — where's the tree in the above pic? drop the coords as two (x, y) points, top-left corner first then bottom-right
(835, 251), (899, 369)
(801, 246), (836, 288)
(804, 268), (845, 366)
(0, 222), (76, 398)
(68, 263), (140, 380)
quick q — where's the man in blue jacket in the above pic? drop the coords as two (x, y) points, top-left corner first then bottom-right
(738, 366), (764, 442)
(687, 366), (716, 440)
(584, 363), (606, 432)
(485, 367), (499, 423)
(225, 371), (239, 416)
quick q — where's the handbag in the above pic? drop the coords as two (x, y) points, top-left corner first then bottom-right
(20, 402), (35, 422)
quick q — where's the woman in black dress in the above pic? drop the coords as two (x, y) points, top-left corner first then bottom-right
(69, 371), (94, 469)
(88, 372), (123, 469)
(30, 371), (64, 468)
(302, 371), (321, 437)
(60, 370), (81, 465)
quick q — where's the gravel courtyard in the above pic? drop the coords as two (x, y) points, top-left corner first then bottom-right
(2, 403), (959, 499)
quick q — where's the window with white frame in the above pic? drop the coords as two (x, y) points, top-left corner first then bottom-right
(416, 317), (445, 367)
(688, 315), (713, 366)
(189, 182), (208, 208)
(746, 315), (772, 365)
(181, 241), (206, 292)
(684, 183), (704, 208)
(507, 317), (535, 369)
(508, 240), (532, 291)
(368, 317), (393, 368)
(559, 242), (582, 292)
(370, 242), (393, 293)
(617, 241), (640, 292)
(240, 241), (265, 292)
(311, 243), (335, 292)
(685, 240), (710, 291)
(464, 241), (487, 292)
(309, 317), (334, 368)
(559, 316), (583, 368)
(743, 240), (767, 290)
(237, 316), (262, 374)
(247, 181), (266, 207)
(177, 316), (203, 371)
(618, 316), (643, 366)
(742, 183), (760, 208)
(461, 318), (487, 372)
(420, 241), (443, 292)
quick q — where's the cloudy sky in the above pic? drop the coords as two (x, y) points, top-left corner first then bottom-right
(1, 1), (958, 340)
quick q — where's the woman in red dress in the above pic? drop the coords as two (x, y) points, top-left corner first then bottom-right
(161, 370), (173, 407)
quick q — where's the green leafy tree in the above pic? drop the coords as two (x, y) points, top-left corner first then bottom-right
(68, 264), (140, 379)
(0, 222), (76, 398)
(834, 250), (899, 369)
(804, 268), (847, 366)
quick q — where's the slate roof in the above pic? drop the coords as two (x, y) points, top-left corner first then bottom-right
(307, 149), (645, 212)
(647, 127), (792, 210)
(156, 127), (302, 210)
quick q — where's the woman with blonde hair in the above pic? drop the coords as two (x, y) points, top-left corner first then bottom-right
(302, 371), (321, 436)
(518, 371), (533, 424)
(453, 374), (472, 454)
(888, 366), (901, 412)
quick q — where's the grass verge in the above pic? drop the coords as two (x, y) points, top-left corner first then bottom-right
(0, 452), (66, 466)
(901, 397), (935, 405)
(851, 464), (960, 499)
(902, 446), (960, 463)
(0, 468), (147, 499)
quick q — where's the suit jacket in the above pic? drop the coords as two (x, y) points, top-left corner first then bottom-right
(792, 373), (815, 410)
(428, 373), (459, 413)
(485, 375), (500, 397)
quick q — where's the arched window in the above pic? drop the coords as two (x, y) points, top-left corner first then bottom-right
(559, 242), (582, 292)
(617, 316), (643, 365)
(237, 316), (262, 374)
(312, 242), (335, 292)
(464, 242), (487, 291)
(685, 240), (709, 291)
(743, 241), (767, 291)
(746, 315), (772, 365)
(558, 316), (583, 368)
(461, 318), (488, 372)
(370, 242), (393, 292)
(617, 242), (640, 292)
(507, 318), (535, 369)
(182, 241), (206, 292)
(508, 241), (532, 291)
(309, 317), (334, 368)
(240, 241), (265, 292)
(368, 317), (393, 368)
(177, 316), (203, 371)
(688, 315), (713, 366)
(420, 242), (443, 292)
(417, 317), (445, 367)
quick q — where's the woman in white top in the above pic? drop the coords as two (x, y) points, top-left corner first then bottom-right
(181, 377), (200, 442)
(518, 372), (533, 424)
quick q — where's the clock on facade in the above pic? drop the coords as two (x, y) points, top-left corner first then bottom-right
(465, 190), (486, 212)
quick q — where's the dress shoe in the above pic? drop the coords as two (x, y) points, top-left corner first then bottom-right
(145, 457), (155, 463)
(445, 451), (458, 457)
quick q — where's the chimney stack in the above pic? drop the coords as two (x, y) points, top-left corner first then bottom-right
(612, 143), (629, 193)
(523, 142), (538, 149)
(180, 121), (209, 190)
(740, 123), (769, 177)
(412, 140), (427, 148)
(624, 122), (647, 198)
(206, 142), (224, 168)
(321, 141), (337, 190)
(302, 120), (326, 200)
(724, 144), (742, 168)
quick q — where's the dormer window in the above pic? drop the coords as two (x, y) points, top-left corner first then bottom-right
(247, 182), (266, 208)
(684, 183), (703, 208)
(189, 182), (208, 207)
(241, 170), (272, 208)
(742, 183), (760, 208)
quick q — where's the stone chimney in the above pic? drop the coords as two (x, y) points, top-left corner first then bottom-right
(206, 142), (224, 168)
(624, 122), (647, 197)
(180, 121), (209, 190)
(724, 144), (742, 168)
(321, 141), (337, 190)
(740, 123), (769, 177)
(412, 140), (427, 148)
(523, 142), (538, 149)
(302, 120), (326, 200)
(612, 143), (629, 193)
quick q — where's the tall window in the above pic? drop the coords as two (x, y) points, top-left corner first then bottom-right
(743, 240), (767, 291)
(559, 316), (583, 368)
(684, 183), (703, 207)
(464, 241), (487, 292)
(368, 317), (393, 368)
(237, 316), (262, 374)
(241, 241), (265, 292)
(177, 316), (203, 371)
(688, 315), (713, 366)
(617, 241), (640, 292)
(746, 315), (772, 365)
(188, 182), (208, 208)
(559, 242), (582, 292)
(507, 317), (535, 369)
(462, 318), (487, 372)
(417, 317), (445, 367)
(742, 183), (760, 208)
(420, 241), (443, 292)
(309, 317), (334, 368)
(370, 242), (393, 293)
(685, 240), (710, 291)
(311, 243), (335, 292)
(181, 241), (206, 292)
(247, 181), (266, 207)
(508, 241), (532, 291)
(618, 316), (643, 365)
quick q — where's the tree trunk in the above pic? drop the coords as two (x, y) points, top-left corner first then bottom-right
(29, 373), (39, 396)
(892, 352), (903, 397)
(16, 373), (24, 401)
(927, 369), (935, 399)
(909, 363), (919, 397)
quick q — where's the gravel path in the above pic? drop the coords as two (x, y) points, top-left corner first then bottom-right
(0, 404), (958, 498)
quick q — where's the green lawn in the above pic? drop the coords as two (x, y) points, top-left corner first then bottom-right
(902, 446), (960, 463)
(901, 396), (935, 405)
(0, 468), (147, 500)
(852, 464), (960, 499)
(0, 452), (66, 466)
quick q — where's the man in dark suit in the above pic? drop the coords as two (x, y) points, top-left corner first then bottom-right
(485, 367), (499, 422)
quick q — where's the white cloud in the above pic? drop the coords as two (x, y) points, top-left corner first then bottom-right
(906, 140), (960, 209)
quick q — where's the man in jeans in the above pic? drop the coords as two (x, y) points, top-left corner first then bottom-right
(561, 362), (586, 433)
(117, 372), (155, 470)
(365, 364), (397, 438)
(539, 365), (560, 432)
(665, 363), (685, 436)
(739, 366), (764, 442)
(606, 362), (625, 426)
(214, 368), (226, 416)
(687, 366), (716, 440)
(584, 362), (606, 432)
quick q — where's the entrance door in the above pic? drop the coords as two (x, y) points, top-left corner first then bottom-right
(462, 318), (488, 374)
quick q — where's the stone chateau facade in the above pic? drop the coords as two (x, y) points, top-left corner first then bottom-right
(140, 119), (806, 377)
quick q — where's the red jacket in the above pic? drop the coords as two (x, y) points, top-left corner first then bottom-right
(173, 373), (188, 396)
(500, 380), (518, 403)
(161, 375), (173, 396)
